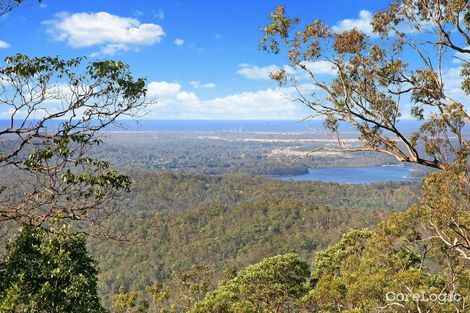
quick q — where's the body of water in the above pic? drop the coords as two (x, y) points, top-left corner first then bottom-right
(276, 166), (422, 184)
(0, 119), (431, 133)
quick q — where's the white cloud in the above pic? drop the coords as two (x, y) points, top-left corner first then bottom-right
(44, 12), (165, 55)
(176, 91), (199, 104)
(152, 9), (164, 20)
(0, 40), (10, 48)
(442, 67), (469, 102)
(200, 88), (300, 119)
(0, 79), (310, 119)
(0, 108), (27, 119)
(147, 81), (182, 98)
(332, 9), (430, 36)
(332, 10), (373, 35)
(174, 38), (184, 46)
(237, 62), (336, 80)
(147, 81), (199, 108)
(0, 82), (97, 120)
(190, 81), (216, 89)
(300, 61), (336, 75)
(237, 64), (281, 80)
(145, 81), (308, 119)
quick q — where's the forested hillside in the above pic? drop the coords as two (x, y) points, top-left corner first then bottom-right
(88, 172), (419, 304)
(0, 0), (468, 312)
(123, 172), (420, 216)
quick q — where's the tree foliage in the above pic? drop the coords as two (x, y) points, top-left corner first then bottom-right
(111, 286), (149, 313)
(190, 253), (310, 313)
(420, 169), (470, 261)
(0, 54), (148, 226)
(301, 187), (469, 312)
(189, 186), (468, 312)
(90, 174), (390, 305)
(261, 1), (469, 178)
(260, 2), (470, 287)
(0, 225), (105, 313)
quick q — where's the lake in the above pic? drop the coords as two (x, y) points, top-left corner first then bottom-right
(276, 166), (422, 184)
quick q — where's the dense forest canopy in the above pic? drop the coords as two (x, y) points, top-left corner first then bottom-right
(0, 0), (468, 312)
(88, 172), (413, 302)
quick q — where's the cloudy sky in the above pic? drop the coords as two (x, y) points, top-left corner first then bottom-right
(0, 0), (466, 119)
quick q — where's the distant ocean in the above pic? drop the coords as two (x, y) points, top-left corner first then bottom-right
(107, 120), (334, 132)
(0, 119), (457, 133)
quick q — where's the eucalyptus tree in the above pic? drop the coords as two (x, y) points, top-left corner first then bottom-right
(190, 254), (310, 313)
(261, 0), (469, 179)
(0, 54), (148, 227)
(0, 0), (150, 228)
(258, 3), (470, 311)
(261, 0), (470, 262)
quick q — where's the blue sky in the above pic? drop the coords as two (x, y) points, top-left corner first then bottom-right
(0, 0), (466, 119)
